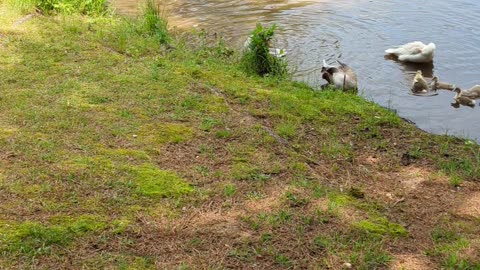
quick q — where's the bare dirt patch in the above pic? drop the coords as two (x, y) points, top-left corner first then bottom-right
(391, 254), (434, 270)
(456, 191), (480, 218)
(396, 166), (434, 191)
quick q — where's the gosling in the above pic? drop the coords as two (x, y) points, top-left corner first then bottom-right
(453, 87), (476, 108)
(430, 77), (455, 91)
(411, 70), (429, 93)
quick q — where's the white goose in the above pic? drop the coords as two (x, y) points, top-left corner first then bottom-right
(385, 41), (436, 63)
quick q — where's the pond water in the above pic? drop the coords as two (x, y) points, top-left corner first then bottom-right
(113, 0), (480, 142)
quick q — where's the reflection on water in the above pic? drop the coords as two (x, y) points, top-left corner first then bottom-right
(112, 0), (480, 142)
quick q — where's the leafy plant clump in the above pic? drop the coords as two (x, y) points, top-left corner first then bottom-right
(242, 23), (288, 77)
(142, 0), (170, 44)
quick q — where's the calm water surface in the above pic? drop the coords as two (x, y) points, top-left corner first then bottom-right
(113, 0), (480, 141)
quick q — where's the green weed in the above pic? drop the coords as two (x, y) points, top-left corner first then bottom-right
(231, 163), (270, 182)
(274, 254), (291, 267)
(241, 23), (287, 77)
(200, 117), (219, 132)
(215, 129), (232, 139)
(223, 184), (237, 197)
(276, 121), (297, 139)
(142, 0), (169, 44)
(284, 191), (308, 207)
(449, 175), (463, 187)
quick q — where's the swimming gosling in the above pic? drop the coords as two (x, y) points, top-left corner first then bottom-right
(430, 76), (455, 91)
(411, 70), (429, 93)
(453, 87), (476, 108)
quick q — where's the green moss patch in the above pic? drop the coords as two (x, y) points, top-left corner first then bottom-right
(138, 123), (194, 145)
(0, 215), (107, 256)
(355, 217), (408, 236)
(130, 165), (193, 198)
(0, 127), (18, 140)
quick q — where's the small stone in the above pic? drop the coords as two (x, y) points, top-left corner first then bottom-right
(342, 262), (352, 269)
(133, 134), (138, 138)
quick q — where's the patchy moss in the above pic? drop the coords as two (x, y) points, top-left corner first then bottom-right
(138, 123), (194, 145)
(231, 162), (270, 182)
(115, 255), (156, 270)
(355, 217), (408, 236)
(100, 148), (151, 163)
(111, 219), (131, 235)
(0, 215), (107, 256)
(130, 165), (193, 198)
(276, 121), (297, 139)
(0, 127), (18, 140)
(67, 156), (115, 174)
(328, 193), (352, 208)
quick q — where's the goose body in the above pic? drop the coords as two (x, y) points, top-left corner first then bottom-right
(430, 77), (455, 91)
(453, 88), (476, 108)
(270, 48), (287, 58)
(461, 85), (480, 99)
(385, 41), (436, 63)
(321, 60), (358, 91)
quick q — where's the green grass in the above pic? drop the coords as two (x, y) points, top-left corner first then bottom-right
(276, 121), (297, 139)
(427, 222), (480, 269)
(223, 183), (237, 197)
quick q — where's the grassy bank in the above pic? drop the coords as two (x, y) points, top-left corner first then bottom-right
(1, 2), (480, 269)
